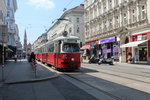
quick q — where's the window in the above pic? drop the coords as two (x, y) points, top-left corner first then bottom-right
(69, 27), (72, 34)
(99, 24), (102, 31)
(63, 43), (79, 52)
(103, 4), (107, 13)
(48, 43), (54, 52)
(99, 5), (101, 15)
(94, 7), (97, 18)
(77, 18), (80, 23)
(141, 5), (146, 20)
(123, 13), (127, 25)
(77, 27), (80, 33)
(115, 0), (118, 6)
(114, 16), (119, 25)
(0, 11), (4, 21)
(131, 9), (136, 23)
(103, 21), (107, 30)
(109, 19), (112, 28)
(109, 0), (112, 9)
(7, 11), (10, 17)
(7, 0), (10, 6)
(69, 18), (72, 22)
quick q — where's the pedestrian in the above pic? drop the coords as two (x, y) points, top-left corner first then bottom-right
(29, 52), (36, 63)
(18, 55), (22, 62)
(14, 54), (17, 63)
(127, 52), (132, 63)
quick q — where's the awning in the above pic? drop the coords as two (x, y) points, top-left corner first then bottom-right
(80, 44), (90, 50)
(120, 40), (148, 48)
(7, 48), (13, 52)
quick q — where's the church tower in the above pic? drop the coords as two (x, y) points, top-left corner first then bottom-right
(23, 30), (27, 52)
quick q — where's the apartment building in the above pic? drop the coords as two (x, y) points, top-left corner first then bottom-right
(84, 0), (150, 64)
(0, 0), (7, 63)
(5, 0), (18, 54)
(47, 4), (85, 45)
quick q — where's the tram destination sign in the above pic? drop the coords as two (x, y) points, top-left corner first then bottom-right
(64, 39), (77, 43)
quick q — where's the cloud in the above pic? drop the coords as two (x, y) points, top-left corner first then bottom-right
(26, 0), (55, 9)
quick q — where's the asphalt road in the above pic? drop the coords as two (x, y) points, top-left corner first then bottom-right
(1, 61), (150, 100)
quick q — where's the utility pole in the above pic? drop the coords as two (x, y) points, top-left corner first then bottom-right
(2, 31), (4, 81)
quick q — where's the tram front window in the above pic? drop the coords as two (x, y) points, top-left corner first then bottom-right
(63, 43), (79, 52)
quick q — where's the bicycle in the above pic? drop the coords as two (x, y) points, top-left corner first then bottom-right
(31, 59), (37, 77)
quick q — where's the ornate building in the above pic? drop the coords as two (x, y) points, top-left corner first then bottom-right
(84, 0), (150, 64)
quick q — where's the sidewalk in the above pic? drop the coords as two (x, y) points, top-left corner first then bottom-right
(0, 59), (58, 84)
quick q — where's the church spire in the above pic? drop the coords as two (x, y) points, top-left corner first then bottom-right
(24, 30), (27, 51)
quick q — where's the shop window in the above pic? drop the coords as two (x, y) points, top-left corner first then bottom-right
(137, 35), (147, 41)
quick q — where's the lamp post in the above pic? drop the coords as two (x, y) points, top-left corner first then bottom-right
(0, 25), (7, 81)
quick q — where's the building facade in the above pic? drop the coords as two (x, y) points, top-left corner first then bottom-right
(0, 0), (7, 24)
(84, 0), (150, 64)
(0, 0), (7, 63)
(5, 0), (18, 55)
(47, 4), (85, 45)
(32, 33), (47, 52)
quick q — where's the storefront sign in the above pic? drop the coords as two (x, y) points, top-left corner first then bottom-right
(100, 37), (116, 44)
(90, 43), (94, 48)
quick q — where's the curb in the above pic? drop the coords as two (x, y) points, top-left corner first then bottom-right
(5, 74), (59, 84)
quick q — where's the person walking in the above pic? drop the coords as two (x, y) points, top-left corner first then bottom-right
(14, 54), (17, 63)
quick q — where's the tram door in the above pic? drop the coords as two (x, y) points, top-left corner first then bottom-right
(54, 41), (61, 67)
(54, 43), (58, 66)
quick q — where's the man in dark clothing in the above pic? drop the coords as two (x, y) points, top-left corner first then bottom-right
(29, 52), (35, 62)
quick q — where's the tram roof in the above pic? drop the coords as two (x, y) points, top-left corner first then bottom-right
(34, 36), (80, 49)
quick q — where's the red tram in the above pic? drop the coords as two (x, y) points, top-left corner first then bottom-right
(34, 35), (81, 70)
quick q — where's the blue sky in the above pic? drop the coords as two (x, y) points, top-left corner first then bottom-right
(15, 0), (83, 45)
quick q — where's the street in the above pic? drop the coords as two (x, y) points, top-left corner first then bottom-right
(0, 60), (150, 100)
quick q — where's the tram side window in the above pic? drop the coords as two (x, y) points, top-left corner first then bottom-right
(48, 43), (54, 52)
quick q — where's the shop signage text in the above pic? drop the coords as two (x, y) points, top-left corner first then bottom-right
(100, 37), (116, 44)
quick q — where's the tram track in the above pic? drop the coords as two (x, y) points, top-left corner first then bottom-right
(93, 70), (150, 85)
(81, 64), (150, 84)
(38, 61), (150, 100)
(38, 62), (123, 100)
(63, 73), (123, 100)
(83, 63), (150, 78)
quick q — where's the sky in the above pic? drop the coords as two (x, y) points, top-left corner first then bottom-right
(15, 0), (84, 45)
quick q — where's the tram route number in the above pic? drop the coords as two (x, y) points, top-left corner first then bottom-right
(64, 39), (77, 43)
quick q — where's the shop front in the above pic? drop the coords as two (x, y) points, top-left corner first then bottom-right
(120, 30), (150, 64)
(80, 40), (99, 60)
(99, 37), (120, 61)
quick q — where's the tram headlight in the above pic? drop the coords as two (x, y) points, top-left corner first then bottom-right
(71, 58), (75, 61)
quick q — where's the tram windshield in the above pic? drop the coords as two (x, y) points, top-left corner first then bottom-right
(63, 43), (80, 52)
